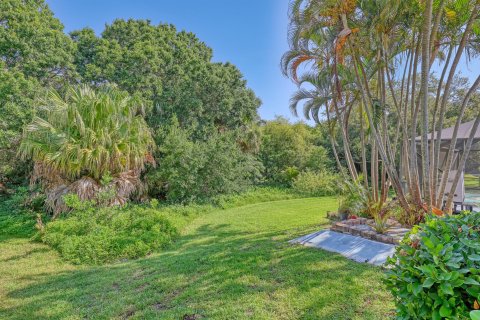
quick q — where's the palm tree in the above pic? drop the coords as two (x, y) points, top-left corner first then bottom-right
(284, 0), (480, 218)
(20, 85), (155, 216)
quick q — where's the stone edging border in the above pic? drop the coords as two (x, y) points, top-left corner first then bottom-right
(330, 218), (409, 245)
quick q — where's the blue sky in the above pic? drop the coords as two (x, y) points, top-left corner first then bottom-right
(45, 0), (299, 122)
(45, 1), (478, 124)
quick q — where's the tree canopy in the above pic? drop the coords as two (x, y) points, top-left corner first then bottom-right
(71, 20), (261, 139)
(0, 0), (75, 84)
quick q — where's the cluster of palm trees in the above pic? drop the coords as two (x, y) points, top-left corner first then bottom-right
(283, 0), (480, 217)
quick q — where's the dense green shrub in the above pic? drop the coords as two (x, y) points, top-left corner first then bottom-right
(0, 187), (42, 238)
(147, 122), (262, 203)
(41, 198), (181, 264)
(385, 212), (480, 319)
(292, 171), (340, 196)
(259, 117), (334, 186)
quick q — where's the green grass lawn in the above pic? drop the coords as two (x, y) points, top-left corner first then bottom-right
(465, 173), (480, 190)
(0, 197), (394, 319)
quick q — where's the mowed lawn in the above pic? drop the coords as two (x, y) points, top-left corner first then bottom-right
(0, 197), (394, 319)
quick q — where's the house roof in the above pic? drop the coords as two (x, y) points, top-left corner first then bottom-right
(416, 120), (480, 141)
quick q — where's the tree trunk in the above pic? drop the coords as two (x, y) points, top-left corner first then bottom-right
(434, 6), (479, 205)
(444, 113), (480, 212)
(436, 75), (480, 208)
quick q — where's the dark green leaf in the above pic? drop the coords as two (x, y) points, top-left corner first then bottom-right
(440, 283), (454, 295)
(423, 278), (435, 288)
(439, 304), (452, 317)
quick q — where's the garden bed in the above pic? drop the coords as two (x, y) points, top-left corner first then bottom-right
(330, 218), (410, 244)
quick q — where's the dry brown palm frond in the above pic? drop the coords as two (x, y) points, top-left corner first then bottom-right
(45, 184), (70, 218)
(109, 170), (142, 206)
(144, 152), (156, 167)
(69, 176), (101, 201)
(43, 171), (145, 216)
(31, 162), (67, 189)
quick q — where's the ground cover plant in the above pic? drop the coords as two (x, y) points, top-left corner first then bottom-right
(40, 198), (180, 265)
(39, 188), (305, 265)
(386, 212), (480, 319)
(0, 197), (393, 320)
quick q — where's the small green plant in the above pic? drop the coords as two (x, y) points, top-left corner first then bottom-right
(337, 179), (367, 217)
(292, 170), (340, 197)
(96, 172), (116, 206)
(385, 211), (480, 319)
(368, 201), (390, 234)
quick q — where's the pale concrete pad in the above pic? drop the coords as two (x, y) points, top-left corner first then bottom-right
(290, 230), (396, 266)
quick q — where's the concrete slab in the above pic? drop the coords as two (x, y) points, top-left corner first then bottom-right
(290, 230), (396, 266)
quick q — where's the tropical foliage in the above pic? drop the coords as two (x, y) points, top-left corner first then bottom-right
(284, 0), (480, 218)
(259, 117), (334, 185)
(146, 121), (262, 203)
(20, 85), (155, 214)
(386, 212), (480, 319)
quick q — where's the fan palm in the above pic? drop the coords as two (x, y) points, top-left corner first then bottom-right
(20, 85), (155, 215)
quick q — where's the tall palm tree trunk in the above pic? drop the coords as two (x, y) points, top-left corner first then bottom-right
(445, 113), (480, 211)
(420, 0), (433, 209)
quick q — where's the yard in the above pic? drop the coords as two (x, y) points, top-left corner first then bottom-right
(0, 197), (393, 320)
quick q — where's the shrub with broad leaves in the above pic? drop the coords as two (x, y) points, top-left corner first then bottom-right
(385, 211), (480, 319)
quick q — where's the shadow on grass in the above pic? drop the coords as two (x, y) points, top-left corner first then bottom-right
(1, 221), (393, 320)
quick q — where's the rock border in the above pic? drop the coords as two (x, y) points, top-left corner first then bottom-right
(331, 218), (410, 245)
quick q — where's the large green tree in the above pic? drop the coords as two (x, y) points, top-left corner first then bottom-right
(0, 65), (40, 181)
(0, 0), (75, 84)
(0, 0), (75, 182)
(70, 20), (260, 139)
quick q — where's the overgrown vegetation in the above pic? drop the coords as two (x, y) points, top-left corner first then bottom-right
(19, 85), (155, 215)
(259, 117), (334, 186)
(41, 196), (180, 264)
(146, 121), (262, 203)
(386, 212), (480, 319)
(292, 170), (340, 197)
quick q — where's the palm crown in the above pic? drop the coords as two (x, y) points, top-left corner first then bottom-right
(20, 85), (155, 183)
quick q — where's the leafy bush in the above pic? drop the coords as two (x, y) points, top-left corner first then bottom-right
(41, 198), (181, 264)
(259, 117), (334, 186)
(147, 122), (262, 203)
(0, 187), (44, 238)
(385, 212), (480, 319)
(292, 170), (340, 197)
